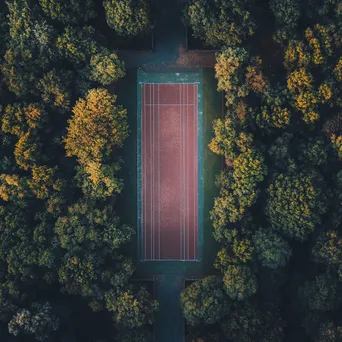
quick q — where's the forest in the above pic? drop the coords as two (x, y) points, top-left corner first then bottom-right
(0, 0), (342, 341)
(181, 0), (342, 341)
(0, 0), (157, 341)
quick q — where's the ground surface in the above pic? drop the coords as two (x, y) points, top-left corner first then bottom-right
(141, 83), (198, 261)
(115, 0), (223, 340)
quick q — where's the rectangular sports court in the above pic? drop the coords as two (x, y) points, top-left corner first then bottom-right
(137, 71), (203, 261)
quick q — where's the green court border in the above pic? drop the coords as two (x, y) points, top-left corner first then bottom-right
(137, 69), (204, 262)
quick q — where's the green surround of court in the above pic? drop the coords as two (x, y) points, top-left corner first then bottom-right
(117, 68), (222, 277)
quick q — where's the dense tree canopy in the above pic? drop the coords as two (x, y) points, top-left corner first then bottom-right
(184, 0), (256, 48)
(0, 0), (157, 340)
(182, 0), (342, 340)
(103, 0), (151, 37)
(180, 276), (230, 325)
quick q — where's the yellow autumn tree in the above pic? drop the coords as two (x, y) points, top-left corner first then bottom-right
(65, 88), (129, 166)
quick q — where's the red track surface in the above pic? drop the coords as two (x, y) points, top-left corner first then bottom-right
(142, 83), (198, 260)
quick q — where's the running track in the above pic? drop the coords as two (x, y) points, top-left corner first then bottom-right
(141, 83), (198, 260)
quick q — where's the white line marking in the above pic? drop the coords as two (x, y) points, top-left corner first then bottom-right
(195, 84), (198, 258)
(193, 84), (195, 259)
(152, 84), (155, 260)
(158, 83), (161, 260)
(150, 83), (153, 260)
(180, 84), (183, 260)
(187, 83), (189, 260)
(143, 85), (145, 259)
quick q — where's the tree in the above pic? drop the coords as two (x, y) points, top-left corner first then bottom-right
(209, 116), (253, 162)
(103, 0), (151, 37)
(221, 303), (284, 341)
(14, 130), (40, 170)
(28, 166), (65, 200)
(74, 163), (124, 200)
(314, 321), (342, 342)
(252, 229), (292, 269)
(266, 172), (327, 241)
(88, 48), (125, 85)
(105, 287), (158, 329)
(38, 0), (96, 23)
(270, 0), (301, 43)
(56, 26), (98, 65)
(184, 0), (256, 48)
(298, 137), (328, 166)
(55, 200), (134, 297)
(215, 47), (250, 106)
(37, 69), (73, 111)
(210, 149), (266, 234)
(312, 231), (342, 267)
(223, 265), (258, 300)
(65, 88), (129, 166)
(215, 239), (254, 271)
(2, 0), (54, 98)
(8, 302), (60, 341)
(300, 274), (340, 312)
(180, 276), (230, 325)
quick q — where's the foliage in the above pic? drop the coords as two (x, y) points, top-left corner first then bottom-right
(301, 274), (340, 312)
(215, 47), (250, 106)
(56, 26), (98, 65)
(221, 304), (284, 341)
(88, 48), (125, 85)
(180, 276), (230, 325)
(184, 0), (256, 47)
(37, 69), (73, 111)
(38, 0), (96, 23)
(106, 287), (159, 328)
(0, 1), (156, 339)
(65, 88), (129, 166)
(265, 172), (327, 241)
(253, 229), (292, 269)
(103, 0), (151, 37)
(210, 149), (266, 234)
(312, 231), (342, 267)
(270, 0), (301, 43)
(8, 302), (60, 341)
(223, 265), (258, 300)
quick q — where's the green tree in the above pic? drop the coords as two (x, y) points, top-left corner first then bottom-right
(253, 229), (292, 269)
(56, 26), (98, 65)
(312, 231), (342, 268)
(105, 287), (158, 329)
(180, 276), (230, 325)
(210, 149), (266, 235)
(266, 172), (327, 240)
(38, 0), (96, 23)
(55, 200), (134, 297)
(8, 302), (60, 341)
(298, 137), (328, 166)
(185, 0), (256, 47)
(103, 0), (151, 37)
(300, 274), (340, 312)
(215, 47), (250, 106)
(221, 303), (284, 341)
(87, 48), (125, 86)
(270, 0), (301, 43)
(74, 163), (124, 200)
(37, 69), (73, 111)
(223, 265), (258, 300)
